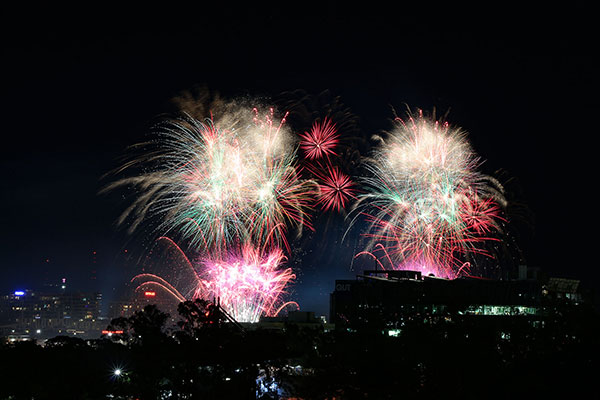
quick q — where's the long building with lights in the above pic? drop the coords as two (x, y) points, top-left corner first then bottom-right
(329, 268), (590, 333)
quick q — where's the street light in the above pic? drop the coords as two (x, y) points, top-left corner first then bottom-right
(110, 363), (127, 381)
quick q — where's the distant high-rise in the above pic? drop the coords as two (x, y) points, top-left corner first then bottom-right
(0, 288), (104, 338)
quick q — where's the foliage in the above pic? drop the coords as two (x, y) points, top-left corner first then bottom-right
(0, 303), (598, 399)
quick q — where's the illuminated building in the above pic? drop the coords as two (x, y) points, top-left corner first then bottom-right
(329, 269), (591, 333)
(0, 288), (104, 338)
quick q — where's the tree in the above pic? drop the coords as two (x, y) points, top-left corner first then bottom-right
(176, 298), (215, 336)
(128, 304), (170, 347)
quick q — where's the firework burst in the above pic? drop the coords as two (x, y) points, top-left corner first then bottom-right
(299, 117), (340, 160)
(197, 245), (297, 323)
(309, 163), (357, 212)
(132, 238), (298, 323)
(106, 103), (311, 323)
(103, 106), (314, 254)
(354, 110), (505, 278)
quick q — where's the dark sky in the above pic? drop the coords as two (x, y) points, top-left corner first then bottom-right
(1, 4), (595, 315)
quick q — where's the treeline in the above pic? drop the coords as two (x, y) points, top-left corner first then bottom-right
(1, 300), (599, 399)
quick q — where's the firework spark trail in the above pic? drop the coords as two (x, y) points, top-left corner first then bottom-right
(354, 110), (505, 278)
(131, 273), (188, 303)
(248, 151), (315, 253)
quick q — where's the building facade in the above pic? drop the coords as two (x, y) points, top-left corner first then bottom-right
(0, 289), (104, 338)
(330, 269), (588, 333)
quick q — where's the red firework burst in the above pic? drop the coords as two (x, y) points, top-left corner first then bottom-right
(299, 117), (340, 160)
(460, 193), (504, 235)
(311, 164), (356, 212)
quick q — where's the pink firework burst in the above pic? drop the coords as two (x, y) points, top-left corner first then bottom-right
(198, 245), (297, 323)
(131, 238), (298, 323)
(299, 117), (340, 160)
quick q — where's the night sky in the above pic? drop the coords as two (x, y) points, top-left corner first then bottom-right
(1, 4), (595, 315)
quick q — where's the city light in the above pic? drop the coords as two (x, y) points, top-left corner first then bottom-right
(14, 291), (25, 296)
(144, 291), (156, 297)
(102, 330), (124, 336)
(109, 362), (127, 381)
